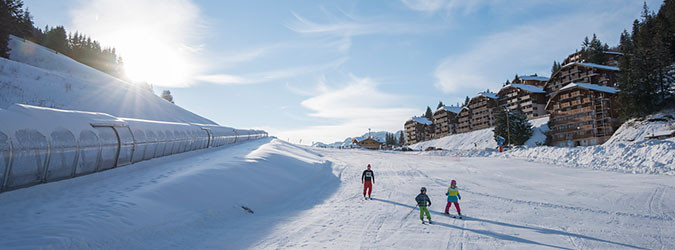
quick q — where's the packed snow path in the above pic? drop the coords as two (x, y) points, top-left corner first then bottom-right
(1, 139), (673, 249)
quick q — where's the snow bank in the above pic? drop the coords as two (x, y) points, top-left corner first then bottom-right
(412, 114), (674, 175)
(0, 36), (214, 124)
(411, 116), (550, 151)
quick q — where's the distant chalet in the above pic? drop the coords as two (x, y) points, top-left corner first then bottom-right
(352, 137), (384, 150)
(404, 116), (433, 145)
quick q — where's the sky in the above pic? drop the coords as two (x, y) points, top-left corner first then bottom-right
(22, 0), (663, 144)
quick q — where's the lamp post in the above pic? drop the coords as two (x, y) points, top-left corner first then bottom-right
(505, 107), (511, 146)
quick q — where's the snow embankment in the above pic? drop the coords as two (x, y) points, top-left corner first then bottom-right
(411, 116), (550, 151)
(0, 36), (214, 124)
(0, 138), (337, 249)
(412, 114), (674, 175)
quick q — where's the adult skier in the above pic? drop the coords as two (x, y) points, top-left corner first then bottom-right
(362, 164), (375, 200)
(416, 187), (432, 224)
(445, 180), (462, 219)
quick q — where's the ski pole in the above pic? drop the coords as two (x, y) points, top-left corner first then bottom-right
(404, 204), (418, 220)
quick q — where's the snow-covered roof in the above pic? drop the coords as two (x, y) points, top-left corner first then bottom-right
(564, 62), (620, 71)
(408, 116), (432, 125)
(474, 92), (498, 100)
(603, 51), (624, 56)
(501, 84), (545, 94)
(519, 75), (549, 81)
(559, 82), (619, 94)
(436, 105), (462, 114)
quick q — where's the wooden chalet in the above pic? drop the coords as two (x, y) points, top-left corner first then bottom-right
(498, 84), (548, 120)
(545, 83), (621, 147)
(352, 137), (384, 150)
(432, 105), (462, 138)
(456, 106), (472, 134)
(515, 74), (549, 87)
(404, 116), (433, 145)
(468, 92), (499, 130)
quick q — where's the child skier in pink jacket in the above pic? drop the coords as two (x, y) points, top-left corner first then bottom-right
(445, 180), (462, 219)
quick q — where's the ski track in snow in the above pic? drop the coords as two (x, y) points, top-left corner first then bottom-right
(1, 140), (674, 249)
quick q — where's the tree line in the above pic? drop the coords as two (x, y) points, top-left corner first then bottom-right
(1, 0), (124, 79)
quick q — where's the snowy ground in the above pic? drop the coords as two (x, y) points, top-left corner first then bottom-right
(1, 139), (673, 249)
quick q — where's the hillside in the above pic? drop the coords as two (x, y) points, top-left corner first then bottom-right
(411, 112), (675, 175)
(0, 36), (214, 124)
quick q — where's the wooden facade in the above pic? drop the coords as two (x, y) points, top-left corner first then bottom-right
(456, 107), (472, 134)
(404, 117), (432, 145)
(546, 83), (621, 147)
(544, 62), (619, 97)
(432, 106), (461, 138)
(498, 84), (548, 120)
(468, 93), (499, 130)
(352, 137), (383, 150)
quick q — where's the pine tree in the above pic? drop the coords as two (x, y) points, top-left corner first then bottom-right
(437, 101), (444, 109)
(551, 61), (561, 74)
(464, 96), (470, 106)
(513, 74), (520, 83)
(161, 90), (174, 104)
(493, 108), (532, 146)
(424, 106), (433, 120)
(398, 131), (405, 145)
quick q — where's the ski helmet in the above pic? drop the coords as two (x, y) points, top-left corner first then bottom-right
(451, 180), (457, 185)
(420, 187), (427, 192)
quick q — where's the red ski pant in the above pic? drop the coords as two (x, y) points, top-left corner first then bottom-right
(363, 181), (372, 197)
(445, 202), (461, 214)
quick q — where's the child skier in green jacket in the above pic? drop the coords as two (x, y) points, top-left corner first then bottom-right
(415, 187), (432, 224)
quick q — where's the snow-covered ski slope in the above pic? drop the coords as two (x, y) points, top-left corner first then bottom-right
(0, 36), (214, 124)
(1, 138), (673, 249)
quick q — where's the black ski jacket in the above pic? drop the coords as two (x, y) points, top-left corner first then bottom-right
(362, 169), (374, 183)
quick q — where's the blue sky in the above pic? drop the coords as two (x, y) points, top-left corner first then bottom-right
(23, 0), (662, 144)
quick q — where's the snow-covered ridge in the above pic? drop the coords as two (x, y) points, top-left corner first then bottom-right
(0, 35), (214, 124)
(411, 112), (675, 175)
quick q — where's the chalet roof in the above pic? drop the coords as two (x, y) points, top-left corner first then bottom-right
(560, 82), (619, 94)
(500, 84), (545, 94)
(473, 92), (498, 100)
(603, 51), (624, 56)
(354, 136), (385, 144)
(436, 105), (462, 114)
(408, 116), (432, 125)
(562, 62), (619, 71)
(545, 82), (619, 110)
(519, 75), (549, 81)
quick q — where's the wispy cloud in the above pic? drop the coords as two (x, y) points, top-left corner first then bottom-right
(433, 5), (641, 95)
(286, 10), (443, 51)
(197, 57), (348, 85)
(275, 75), (418, 143)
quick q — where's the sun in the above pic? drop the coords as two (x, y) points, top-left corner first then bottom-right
(120, 36), (193, 86)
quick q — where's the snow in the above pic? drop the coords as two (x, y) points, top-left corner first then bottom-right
(559, 82), (619, 94)
(409, 111), (674, 175)
(519, 75), (549, 81)
(409, 116), (433, 125)
(564, 62), (620, 71)
(0, 35), (215, 124)
(437, 105), (462, 114)
(475, 92), (498, 99)
(501, 83), (546, 94)
(1, 138), (673, 249)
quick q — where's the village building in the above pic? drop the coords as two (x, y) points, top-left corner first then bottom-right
(351, 137), (384, 150)
(404, 116), (433, 145)
(468, 92), (499, 131)
(456, 106), (472, 134)
(545, 83), (621, 147)
(498, 83), (548, 120)
(546, 51), (622, 97)
(432, 105), (462, 138)
(515, 74), (549, 87)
